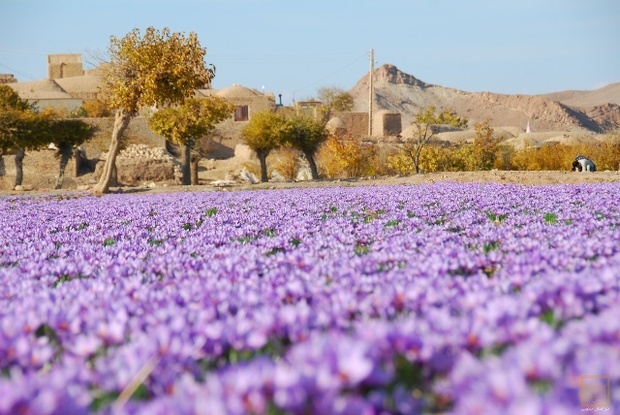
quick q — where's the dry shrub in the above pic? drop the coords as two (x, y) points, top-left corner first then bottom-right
(385, 136), (620, 174)
(238, 149), (299, 181)
(421, 146), (449, 171)
(242, 160), (262, 179)
(388, 143), (470, 174)
(508, 140), (620, 171)
(595, 134), (620, 171)
(426, 145), (464, 172)
(387, 152), (414, 175)
(390, 144), (468, 173)
(427, 122), (503, 172)
(374, 143), (400, 176)
(494, 145), (517, 170)
(315, 136), (346, 178)
(82, 100), (112, 117)
(315, 135), (379, 178)
(270, 147), (300, 180)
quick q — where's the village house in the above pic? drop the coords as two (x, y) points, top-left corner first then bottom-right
(2, 53), (402, 143)
(1, 54), (402, 180)
(1, 53), (406, 189)
(1, 54), (288, 158)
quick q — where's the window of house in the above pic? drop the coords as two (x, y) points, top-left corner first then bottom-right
(234, 105), (249, 121)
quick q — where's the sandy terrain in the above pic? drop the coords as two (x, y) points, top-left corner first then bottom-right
(2, 168), (619, 198)
(160, 169), (620, 194)
(1, 145), (619, 197)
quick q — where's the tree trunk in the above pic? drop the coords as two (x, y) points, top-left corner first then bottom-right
(305, 151), (319, 180)
(191, 158), (199, 185)
(74, 147), (87, 176)
(181, 143), (191, 185)
(92, 110), (131, 194)
(55, 144), (73, 189)
(257, 150), (269, 183)
(0, 151), (5, 177)
(414, 145), (422, 174)
(14, 147), (25, 187)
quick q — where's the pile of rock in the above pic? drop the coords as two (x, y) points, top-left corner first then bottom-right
(95, 144), (183, 185)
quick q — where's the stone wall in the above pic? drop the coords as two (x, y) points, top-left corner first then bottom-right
(0, 150), (79, 191)
(94, 144), (182, 185)
(32, 98), (84, 113)
(67, 116), (241, 165)
(81, 117), (167, 159)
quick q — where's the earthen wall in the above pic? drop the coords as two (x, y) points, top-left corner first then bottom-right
(47, 54), (84, 79)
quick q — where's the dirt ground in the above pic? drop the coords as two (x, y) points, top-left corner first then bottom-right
(3, 145), (620, 197)
(160, 169), (620, 194)
(2, 165), (620, 197)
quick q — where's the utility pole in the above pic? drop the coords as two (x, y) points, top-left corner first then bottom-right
(368, 48), (374, 137)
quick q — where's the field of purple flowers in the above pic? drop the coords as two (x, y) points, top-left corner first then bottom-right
(1, 182), (619, 414)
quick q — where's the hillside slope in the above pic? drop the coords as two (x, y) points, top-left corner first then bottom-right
(349, 64), (619, 133)
(542, 82), (620, 107)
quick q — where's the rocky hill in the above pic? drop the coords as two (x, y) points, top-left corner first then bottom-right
(542, 82), (620, 107)
(349, 64), (620, 133)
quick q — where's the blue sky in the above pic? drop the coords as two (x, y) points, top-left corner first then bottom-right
(1, 0), (618, 105)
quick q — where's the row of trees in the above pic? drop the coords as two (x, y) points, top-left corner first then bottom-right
(0, 85), (95, 189)
(389, 115), (508, 174)
(0, 27), (230, 192)
(398, 106), (469, 173)
(91, 27), (215, 194)
(0, 23), (334, 190)
(307, 128), (620, 179)
(242, 111), (328, 182)
(240, 107), (471, 181)
(148, 97), (235, 185)
(87, 26), (360, 191)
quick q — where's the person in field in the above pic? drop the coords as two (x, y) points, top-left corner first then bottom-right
(572, 155), (596, 172)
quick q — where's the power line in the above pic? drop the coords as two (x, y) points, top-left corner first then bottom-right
(209, 52), (365, 64)
(291, 53), (367, 98)
(0, 61), (37, 81)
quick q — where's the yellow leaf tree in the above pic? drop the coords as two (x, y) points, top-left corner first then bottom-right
(0, 85), (49, 187)
(472, 118), (502, 170)
(402, 106), (468, 174)
(148, 97), (234, 185)
(285, 115), (327, 180)
(48, 119), (96, 189)
(92, 27), (215, 193)
(241, 111), (291, 183)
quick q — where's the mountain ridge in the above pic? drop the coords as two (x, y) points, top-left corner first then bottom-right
(348, 64), (620, 133)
